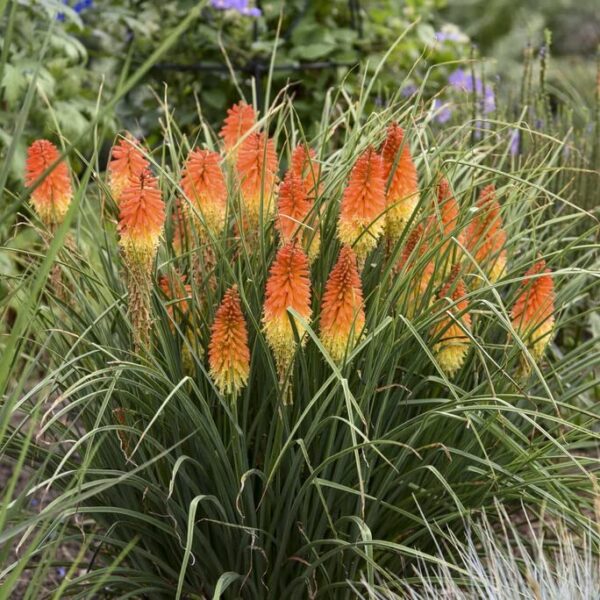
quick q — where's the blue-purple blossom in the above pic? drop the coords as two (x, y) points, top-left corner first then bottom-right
(210, 0), (261, 16)
(509, 129), (520, 157)
(448, 68), (495, 113)
(432, 98), (452, 124)
(57, 0), (93, 21)
(435, 30), (463, 43)
(56, 567), (67, 578)
(401, 83), (418, 97)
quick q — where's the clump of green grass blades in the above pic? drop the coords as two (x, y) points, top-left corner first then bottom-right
(2, 58), (600, 600)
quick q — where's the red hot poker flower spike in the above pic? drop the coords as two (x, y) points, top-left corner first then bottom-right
(209, 286), (251, 397)
(381, 124), (420, 241)
(181, 148), (228, 237)
(25, 139), (73, 226)
(337, 147), (386, 264)
(511, 259), (555, 360)
(465, 184), (507, 285)
(320, 246), (365, 362)
(220, 101), (257, 154)
(263, 242), (312, 376)
(108, 135), (149, 205)
(235, 132), (278, 228)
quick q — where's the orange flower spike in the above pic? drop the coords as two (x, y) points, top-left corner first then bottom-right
(25, 139), (73, 226)
(263, 242), (312, 372)
(119, 169), (165, 261)
(181, 148), (228, 237)
(209, 286), (251, 397)
(466, 184), (507, 284)
(337, 147), (386, 264)
(220, 101), (257, 154)
(431, 272), (472, 377)
(291, 143), (321, 200)
(108, 135), (149, 205)
(320, 246), (365, 362)
(395, 224), (435, 315)
(276, 172), (311, 243)
(118, 169), (165, 351)
(511, 259), (555, 360)
(236, 131), (279, 227)
(381, 124), (420, 241)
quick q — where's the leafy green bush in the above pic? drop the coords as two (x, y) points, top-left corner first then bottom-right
(1, 70), (599, 598)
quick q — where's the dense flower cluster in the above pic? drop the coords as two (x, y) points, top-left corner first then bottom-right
(28, 105), (559, 399)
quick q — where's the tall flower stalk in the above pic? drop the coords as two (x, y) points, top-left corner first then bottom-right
(263, 242), (311, 402)
(25, 139), (73, 228)
(381, 123), (420, 243)
(337, 146), (386, 266)
(108, 135), (149, 205)
(511, 259), (555, 362)
(431, 268), (472, 377)
(465, 184), (507, 285)
(235, 131), (278, 231)
(220, 100), (257, 157)
(319, 246), (365, 362)
(209, 286), (251, 398)
(119, 169), (165, 351)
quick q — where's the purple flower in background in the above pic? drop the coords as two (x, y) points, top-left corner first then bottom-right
(210, 0), (261, 16)
(401, 83), (418, 97)
(56, 567), (67, 579)
(483, 84), (495, 113)
(448, 68), (495, 113)
(435, 30), (462, 43)
(432, 98), (452, 124)
(57, 0), (93, 21)
(509, 129), (520, 157)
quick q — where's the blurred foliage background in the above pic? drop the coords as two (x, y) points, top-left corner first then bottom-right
(0, 0), (598, 172)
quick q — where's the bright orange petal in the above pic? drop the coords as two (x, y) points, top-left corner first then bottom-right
(25, 139), (73, 225)
(320, 246), (365, 362)
(209, 286), (250, 396)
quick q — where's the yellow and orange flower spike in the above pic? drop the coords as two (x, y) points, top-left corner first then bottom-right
(119, 169), (165, 350)
(220, 101), (257, 154)
(263, 242), (312, 379)
(465, 184), (507, 285)
(431, 269), (472, 377)
(108, 134), (149, 205)
(291, 143), (321, 201)
(381, 124), (420, 241)
(395, 224), (435, 317)
(337, 146), (386, 265)
(235, 131), (278, 228)
(276, 172), (310, 242)
(209, 286), (251, 397)
(181, 148), (228, 237)
(511, 259), (555, 360)
(320, 246), (365, 362)
(25, 139), (73, 226)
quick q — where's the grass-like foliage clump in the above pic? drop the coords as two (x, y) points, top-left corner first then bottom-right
(1, 80), (599, 598)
